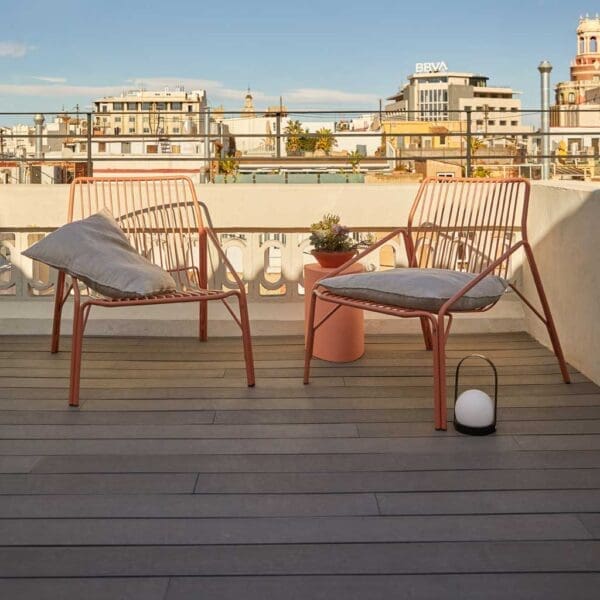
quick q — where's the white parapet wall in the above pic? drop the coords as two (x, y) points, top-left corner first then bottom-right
(523, 180), (600, 385)
(7, 180), (599, 386)
(0, 182), (525, 340)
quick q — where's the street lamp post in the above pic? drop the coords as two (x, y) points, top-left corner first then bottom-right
(538, 61), (552, 180)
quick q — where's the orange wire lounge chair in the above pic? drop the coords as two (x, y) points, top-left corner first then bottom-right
(304, 177), (570, 430)
(51, 176), (255, 406)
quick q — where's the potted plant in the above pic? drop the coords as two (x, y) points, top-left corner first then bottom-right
(309, 213), (370, 268)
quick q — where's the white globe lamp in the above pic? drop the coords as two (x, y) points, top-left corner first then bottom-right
(453, 355), (498, 435)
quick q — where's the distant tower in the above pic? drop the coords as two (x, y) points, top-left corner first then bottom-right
(242, 87), (255, 118)
(555, 15), (600, 106)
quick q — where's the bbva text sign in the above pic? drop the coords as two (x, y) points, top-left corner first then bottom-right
(415, 61), (448, 73)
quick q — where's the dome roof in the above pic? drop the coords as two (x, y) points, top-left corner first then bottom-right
(577, 16), (600, 34)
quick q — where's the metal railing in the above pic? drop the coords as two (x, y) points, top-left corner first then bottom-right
(0, 107), (599, 182)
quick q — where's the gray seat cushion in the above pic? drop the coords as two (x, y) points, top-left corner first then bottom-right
(22, 209), (177, 299)
(319, 267), (508, 312)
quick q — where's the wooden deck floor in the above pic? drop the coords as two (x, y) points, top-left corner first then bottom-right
(1, 332), (599, 599)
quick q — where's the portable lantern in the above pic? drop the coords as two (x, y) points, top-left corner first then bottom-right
(453, 354), (498, 435)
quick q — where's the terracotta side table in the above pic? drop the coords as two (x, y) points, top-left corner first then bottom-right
(304, 262), (365, 362)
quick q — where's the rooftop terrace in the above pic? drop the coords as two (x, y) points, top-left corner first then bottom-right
(1, 179), (599, 597)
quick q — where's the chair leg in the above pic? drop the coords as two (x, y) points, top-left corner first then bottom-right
(237, 295), (255, 387)
(435, 316), (448, 431)
(430, 315), (449, 431)
(524, 243), (570, 384)
(419, 316), (433, 351)
(51, 271), (66, 353)
(68, 297), (87, 408)
(199, 302), (208, 342)
(303, 291), (318, 384)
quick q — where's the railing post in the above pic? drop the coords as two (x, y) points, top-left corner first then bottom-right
(204, 107), (211, 184)
(86, 113), (93, 177)
(276, 112), (281, 158)
(538, 61), (552, 180)
(465, 107), (472, 177)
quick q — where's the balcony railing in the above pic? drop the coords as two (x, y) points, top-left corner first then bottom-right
(0, 108), (599, 184)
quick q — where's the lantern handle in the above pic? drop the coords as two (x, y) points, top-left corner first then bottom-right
(454, 354), (499, 425)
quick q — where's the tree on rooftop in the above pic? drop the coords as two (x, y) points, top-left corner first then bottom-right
(315, 128), (337, 155)
(284, 120), (304, 156)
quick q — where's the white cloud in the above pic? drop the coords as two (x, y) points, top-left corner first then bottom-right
(0, 76), (379, 109)
(129, 77), (277, 104)
(283, 88), (380, 105)
(32, 76), (67, 83)
(0, 83), (126, 97)
(0, 42), (34, 58)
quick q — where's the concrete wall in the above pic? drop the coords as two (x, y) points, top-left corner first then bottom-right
(522, 181), (600, 384)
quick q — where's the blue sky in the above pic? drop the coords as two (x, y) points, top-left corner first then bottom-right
(0, 0), (596, 114)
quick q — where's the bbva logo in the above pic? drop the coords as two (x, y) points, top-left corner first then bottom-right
(415, 61), (449, 73)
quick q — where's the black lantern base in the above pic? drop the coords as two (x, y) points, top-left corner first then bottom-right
(453, 419), (496, 436)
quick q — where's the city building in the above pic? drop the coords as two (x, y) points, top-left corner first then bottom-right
(385, 64), (526, 136)
(553, 15), (600, 112)
(92, 87), (208, 137)
(548, 15), (600, 166)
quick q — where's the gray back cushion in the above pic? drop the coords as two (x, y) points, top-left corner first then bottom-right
(319, 267), (507, 312)
(22, 209), (177, 299)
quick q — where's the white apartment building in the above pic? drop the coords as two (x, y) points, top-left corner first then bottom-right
(386, 66), (527, 136)
(93, 87), (208, 137)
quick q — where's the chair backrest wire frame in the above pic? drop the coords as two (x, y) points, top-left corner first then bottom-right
(407, 177), (529, 279)
(68, 176), (209, 294)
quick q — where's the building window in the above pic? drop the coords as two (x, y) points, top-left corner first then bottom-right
(127, 102), (137, 111)
(156, 102), (166, 110)
(80, 142), (87, 152)
(499, 120), (507, 126)
(141, 102), (152, 111)
(143, 127), (150, 133)
(172, 127), (180, 133)
(128, 116), (135, 123)
(146, 144), (158, 154)
(591, 37), (598, 53)
(128, 128), (135, 133)
(114, 117), (121, 122)
(98, 142), (106, 153)
(488, 120), (495, 126)
(113, 102), (123, 111)
(568, 92), (575, 103)
(439, 135), (446, 145)
(121, 142), (131, 154)
(171, 102), (182, 110)
(101, 105), (108, 113)
(187, 105), (194, 112)
(511, 120), (518, 126)
(476, 119), (484, 126)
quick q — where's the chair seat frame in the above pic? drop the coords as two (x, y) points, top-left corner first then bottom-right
(303, 178), (570, 431)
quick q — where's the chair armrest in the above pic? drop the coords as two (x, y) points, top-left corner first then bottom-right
(438, 240), (525, 316)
